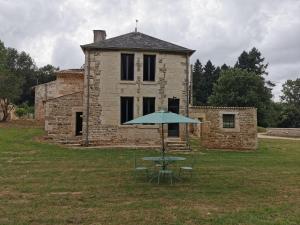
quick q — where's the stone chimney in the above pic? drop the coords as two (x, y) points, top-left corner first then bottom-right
(93, 30), (106, 42)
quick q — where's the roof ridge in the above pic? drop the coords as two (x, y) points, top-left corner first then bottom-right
(81, 31), (195, 55)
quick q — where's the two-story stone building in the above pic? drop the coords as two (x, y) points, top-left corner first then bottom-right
(35, 30), (257, 150)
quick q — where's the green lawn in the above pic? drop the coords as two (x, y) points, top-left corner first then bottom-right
(0, 123), (299, 225)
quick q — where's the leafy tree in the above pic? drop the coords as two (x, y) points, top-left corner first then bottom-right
(1, 40), (58, 106)
(208, 68), (272, 126)
(277, 78), (300, 127)
(0, 42), (23, 121)
(0, 39), (58, 121)
(281, 78), (300, 105)
(5, 48), (37, 105)
(36, 64), (58, 85)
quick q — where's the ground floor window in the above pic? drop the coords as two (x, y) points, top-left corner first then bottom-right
(121, 97), (134, 124)
(223, 114), (235, 128)
(75, 112), (83, 136)
(143, 97), (155, 115)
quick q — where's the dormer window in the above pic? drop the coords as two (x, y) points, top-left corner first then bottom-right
(143, 55), (156, 81)
(121, 54), (134, 80)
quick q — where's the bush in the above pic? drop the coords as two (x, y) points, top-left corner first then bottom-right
(15, 102), (34, 118)
(257, 126), (266, 133)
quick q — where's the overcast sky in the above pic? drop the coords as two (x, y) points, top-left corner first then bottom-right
(0, 0), (299, 100)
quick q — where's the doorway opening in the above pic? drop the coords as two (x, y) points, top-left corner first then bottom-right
(168, 98), (180, 137)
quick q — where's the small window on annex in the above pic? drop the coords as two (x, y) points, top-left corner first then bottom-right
(223, 114), (235, 128)
(143, 55), (156, 81)
(121, 54), (134, 80)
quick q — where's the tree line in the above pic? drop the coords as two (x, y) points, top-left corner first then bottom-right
(0, 40), (58, 121)
(192, 47), (300, 128)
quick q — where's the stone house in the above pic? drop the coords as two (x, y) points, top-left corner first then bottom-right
(35, 30), (257, 150)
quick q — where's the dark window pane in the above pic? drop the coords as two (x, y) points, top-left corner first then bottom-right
(143, 55), (155, 81)
(223, 114), (235, 128)
(143, 97), (155, 116)
(121, 54), (134, 80)
(75, 112), (83, 136)
(121, 97), (134, 124)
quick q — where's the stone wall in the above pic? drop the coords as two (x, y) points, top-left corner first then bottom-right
(45, 92), (83, 143)
(82, 50), (189, 146)
(34, 72), (84, 121)
(34, 81), (57, 120)
(266, 128), (300, 138)
(189, 106), (257, 150)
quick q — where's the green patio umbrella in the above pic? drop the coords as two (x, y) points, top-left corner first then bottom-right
(125, 110), (200, 157)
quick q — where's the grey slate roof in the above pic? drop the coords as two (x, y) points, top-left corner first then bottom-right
(81, 32), (195, 55)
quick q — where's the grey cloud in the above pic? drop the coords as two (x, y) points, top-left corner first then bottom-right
(0, 0), (299, 99)
(51, 36), (84, 69)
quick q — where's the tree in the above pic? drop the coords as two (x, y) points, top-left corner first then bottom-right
(35, 64), (58, 85)
(192, 60), (219, 105)
(221, 63), (229, 71)
(0, 39), (58, 121)
(277, 78), (300, 127)
(192, 59), (203, 105)
(5, 48), (37, 105)
(235, 47), (268, 76)
(1, 40), (58, 106)
(208, 68), (272, 126)
(0, 41), (23, 121)
(281, 78), (300, 105)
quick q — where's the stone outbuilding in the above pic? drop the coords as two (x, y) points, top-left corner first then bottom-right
(34, 69), (84, 121)
(189, 106), (257, 150)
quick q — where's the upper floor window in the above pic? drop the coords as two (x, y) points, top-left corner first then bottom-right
(143, 97), (155, 116)
(223, 114), (235, 128)
(143, 55), (156, 81)
(120, 97), (134, 124)
(121, 54), (134, 80)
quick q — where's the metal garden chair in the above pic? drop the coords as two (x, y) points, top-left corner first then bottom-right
(134, 154), (149, 181)
(179, 157), (196, 178)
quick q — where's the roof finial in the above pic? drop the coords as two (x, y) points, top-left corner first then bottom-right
(135, 19), (138, 32)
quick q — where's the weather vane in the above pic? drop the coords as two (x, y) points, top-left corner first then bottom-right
(135, 19), (138, 32)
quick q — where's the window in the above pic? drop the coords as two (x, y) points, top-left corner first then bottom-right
(143, 55), (156, 81)
(143, 97), (155, 115)
(120, 97), (134, 124)
(75, 112), (83, 136)
(223, 114), (235, 128)
(121, 54), (134, 80)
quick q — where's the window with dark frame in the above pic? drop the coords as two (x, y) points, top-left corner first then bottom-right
(143, 55), (156, 81)
(120, 97), (134, 124)
(223, 114), (235, 128)
(143, 97), (155, 116)
(121, 54), (134, 80)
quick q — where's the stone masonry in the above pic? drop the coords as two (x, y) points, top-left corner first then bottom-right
(45, 92), (83, 143)
(189, 106), (257, 150)
(82, 50), (189, 146)
(34, 70), (84, 121)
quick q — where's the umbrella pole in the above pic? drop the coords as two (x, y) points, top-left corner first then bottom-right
(161, 123), (166, 170)
(161, 123), (165, 158)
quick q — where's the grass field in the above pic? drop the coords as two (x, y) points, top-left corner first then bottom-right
(0, 122), (299, 225)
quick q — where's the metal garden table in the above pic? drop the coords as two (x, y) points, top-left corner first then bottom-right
(143, 156), (186, 183)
